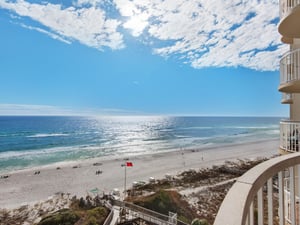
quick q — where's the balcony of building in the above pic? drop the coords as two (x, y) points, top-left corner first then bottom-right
(279, 49), (300, 93)
(282, 93), (293, 104)
(281, 36), (294, 44)
(280, 121), (300, 153)
(279, 0), (300, 38)
(213, 152), (300, 225)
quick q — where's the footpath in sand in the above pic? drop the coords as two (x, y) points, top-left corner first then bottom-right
(0, 139), (279, 209)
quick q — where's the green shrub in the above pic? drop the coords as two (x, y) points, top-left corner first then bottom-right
(191, 218), (209, 225)
(83, 207), (108, 225)
(38, 209), (80, 225)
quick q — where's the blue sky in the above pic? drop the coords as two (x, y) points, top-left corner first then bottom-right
(0, 0), (288, 116)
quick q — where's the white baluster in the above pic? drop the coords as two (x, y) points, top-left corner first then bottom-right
(268, 178), (273, 225)
(279, 171), (285, 225)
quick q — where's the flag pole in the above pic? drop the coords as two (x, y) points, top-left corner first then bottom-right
(124, 163), (127, 200)
(122, 161), (132, 200)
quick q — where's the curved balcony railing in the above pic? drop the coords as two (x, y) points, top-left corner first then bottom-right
(280, 121), (300, 153)
(279, 49), (300, 92)
(281, 93), (293, 104)
(280, 0), (300, 19)
(214, 152), (300, 225)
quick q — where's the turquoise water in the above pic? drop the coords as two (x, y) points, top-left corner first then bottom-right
(0, 116), (282, 173)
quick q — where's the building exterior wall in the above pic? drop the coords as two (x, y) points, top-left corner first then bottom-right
(279, 4), (300, 154)
(290, 94), (300, 120)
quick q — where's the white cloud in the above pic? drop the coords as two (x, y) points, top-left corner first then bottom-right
(20, 24), (72, 44)
(0, 0), (124, 50)
(123, 15), (149, 37)
(0, 104), (142, 116)
(114, 0), (286, 71)
(0, 104), (76, 115)
(0, 0), (286, 71)
(114, 0), (150, 36)
(75, 0), (101, 7)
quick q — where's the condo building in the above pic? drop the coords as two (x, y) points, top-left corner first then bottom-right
(279, 0), (300, 154)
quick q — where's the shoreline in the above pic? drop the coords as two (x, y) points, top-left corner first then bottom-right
(0, 138), (278, 175)
(0, 139), (279, 209)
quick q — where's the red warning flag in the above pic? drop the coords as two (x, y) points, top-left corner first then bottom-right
(126, 162), (133, 167)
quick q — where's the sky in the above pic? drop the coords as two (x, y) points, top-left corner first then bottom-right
(0, 0), (289, 116)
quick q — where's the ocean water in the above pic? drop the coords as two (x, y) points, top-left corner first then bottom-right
(0, 116), (282, 173)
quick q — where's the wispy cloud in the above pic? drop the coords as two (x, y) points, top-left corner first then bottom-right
(0, 0), (124, 50)
(0, 0), (285, 71)
(0, 104), (75, 115)
(0, 104), (144, 116)
(20, 24), (72, 44)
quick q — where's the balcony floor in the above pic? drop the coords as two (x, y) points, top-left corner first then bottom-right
(279, 80), (300, 93)
(281, 99), (293, 104)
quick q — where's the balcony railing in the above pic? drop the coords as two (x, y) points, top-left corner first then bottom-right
(279, 49), (300, 92)
(280, 0), (300, 19)
(281, 93), (293, 104)
(214, 152), (300, 225)
(280, 121), (300, 153)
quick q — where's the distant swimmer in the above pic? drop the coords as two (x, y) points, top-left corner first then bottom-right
(95, 170), (103, 175)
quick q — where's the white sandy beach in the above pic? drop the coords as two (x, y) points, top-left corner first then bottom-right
(0, 139), (279, 209)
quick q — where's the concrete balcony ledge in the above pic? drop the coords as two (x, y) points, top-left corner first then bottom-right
(279, 0), (300, 38)
(214, 152), (300, 225)
(279, 49), (300, 93)
(281, 36), (293, 44)
(279, 80), (300, 93)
